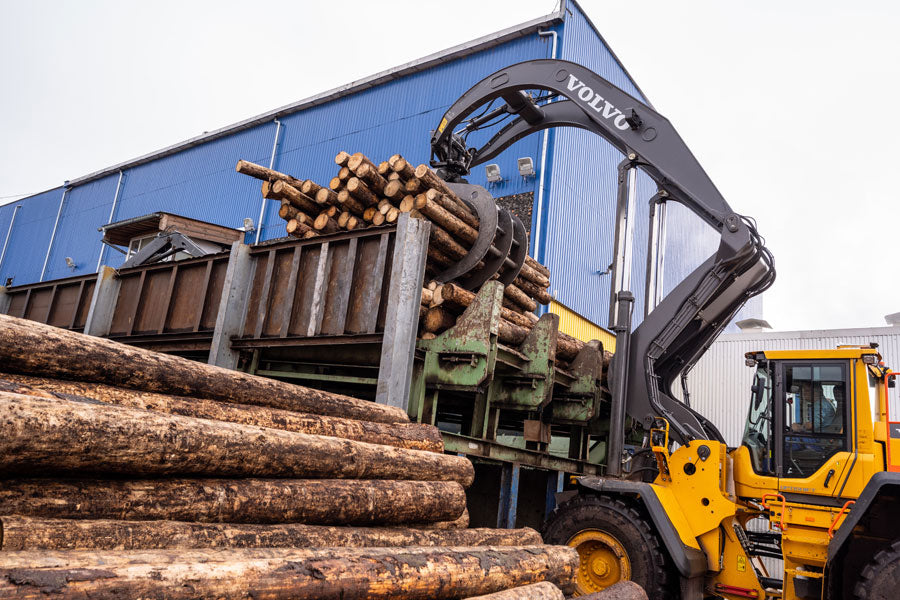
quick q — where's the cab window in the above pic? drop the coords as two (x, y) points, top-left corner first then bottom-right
(782, 363), (847, 478)
(742, 363), (774, 475)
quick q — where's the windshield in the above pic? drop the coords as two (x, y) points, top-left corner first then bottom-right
(742, 362), (774, 475)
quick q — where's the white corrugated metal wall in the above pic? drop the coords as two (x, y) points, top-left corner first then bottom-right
(687, 325), (900, 447)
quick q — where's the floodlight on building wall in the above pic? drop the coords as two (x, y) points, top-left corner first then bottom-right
(485, 164), (502, 183)
(517, 157), (535, 178)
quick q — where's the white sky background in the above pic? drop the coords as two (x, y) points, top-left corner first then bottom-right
(1, 0), (898, 331)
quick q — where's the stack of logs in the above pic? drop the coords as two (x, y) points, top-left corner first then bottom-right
(235, 152), (591, 364)
(0, 313), (580, 599)
(236, 152), (552, 316)
(420, 281), (606, 367)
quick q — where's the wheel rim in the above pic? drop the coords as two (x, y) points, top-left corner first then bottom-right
(567, 529), (632, 594)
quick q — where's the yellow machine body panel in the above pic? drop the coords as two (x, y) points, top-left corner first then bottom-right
(555, 345), (897, 599)
(647, 347), (891, 599)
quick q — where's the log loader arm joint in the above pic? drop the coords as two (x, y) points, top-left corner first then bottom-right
(431, 59), (776, 451)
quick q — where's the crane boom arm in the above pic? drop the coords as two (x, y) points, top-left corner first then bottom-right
(431, 59), (775, 452)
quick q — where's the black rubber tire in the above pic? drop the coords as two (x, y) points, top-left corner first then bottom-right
(543, 493), (674, 598)
(854, 539), (900, 600)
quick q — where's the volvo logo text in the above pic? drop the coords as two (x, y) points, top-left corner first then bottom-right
(566, 74), (630, 131)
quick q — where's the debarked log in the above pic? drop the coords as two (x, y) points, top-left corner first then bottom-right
(0, 392), (473, 484)
(0, 375), (443, 452)
(0, 516), (540, 551)
(0, 313), (408, 424)
(0, 479), (466, 525)
(0, 545), (579, 600)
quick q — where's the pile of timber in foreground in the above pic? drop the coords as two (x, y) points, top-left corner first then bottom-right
(0, 313), (578, 599)
(236, 153), (552, 317)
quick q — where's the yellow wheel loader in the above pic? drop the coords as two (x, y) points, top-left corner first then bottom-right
(431, 59), (900, 599)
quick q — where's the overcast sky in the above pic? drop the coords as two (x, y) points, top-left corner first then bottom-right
(1, 0), (898, 331)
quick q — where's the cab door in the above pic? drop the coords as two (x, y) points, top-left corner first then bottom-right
(776, 360), (854, 501)
(885, 372), (900, 472)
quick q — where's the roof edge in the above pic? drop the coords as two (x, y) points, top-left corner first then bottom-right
(564, 0), (654, 107)
(717, 325), (900, 341)
(62, 7), (565, 190)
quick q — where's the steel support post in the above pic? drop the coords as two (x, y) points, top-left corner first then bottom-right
(83, 266), (121, 337)
(605, 291), (634, 477)
(544, 470), (565, 519)
(208, 242), (253, 369)
(644, 193), (668, 317)
(497, 462), (521, 529)
(0, 287), (10, 315)
(375, 214), (430, 410)
(608, 160), (637, 326)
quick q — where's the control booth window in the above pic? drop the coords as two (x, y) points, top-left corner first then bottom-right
(782, 363), (847, 478)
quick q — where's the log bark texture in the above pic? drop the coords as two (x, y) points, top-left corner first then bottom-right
(270, 181), (318, 214)
(336, 190), (366, 216)
(555, 333), (585, 362)
(503, 282), (539, 312)
(436, 282), (538, 327)
(278, 202), (299, 221)
(513, 275), (554, 305)
(389, 155), (416, 180)
(411, 508), (470, 530)
(354, 162), (387, 194)
(0, 392), (473, 484)
(462, 582), (565, 600)
(313, 214), (340, 233)
(0, 545), (578, 599)
(423, 307), (458, 333)
(0, 313), (408, 424)
(316, 187), (339, 205)
(0, 516), (540, 551)
(0, 479), (465, 525)
(286, 219), (316, 238)
(425, 189), (479, 229)
(0, 375), (443, 452)
(383, 179), (406, 200)
(235, 161), (304, 189)
(578, 581), (649, 600)
(346, 177), (378, 206)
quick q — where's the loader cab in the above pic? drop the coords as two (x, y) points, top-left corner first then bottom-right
(741, 355), (854, 485)
(738, 347), (884, 498)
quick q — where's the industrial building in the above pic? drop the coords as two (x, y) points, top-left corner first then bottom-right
(0, 0), (760, 334)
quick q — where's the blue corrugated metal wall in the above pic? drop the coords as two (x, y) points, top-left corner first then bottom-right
(2, 33), (555, 283)
(0, 2), (762, 333)
(540, 1), (657, 328)
(270, 34), (552, 241)
(109, 124), (276, 258)
(0, 203), (19, 282)
(43, 175), (119, 281)
(0, 188), (64, 286)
